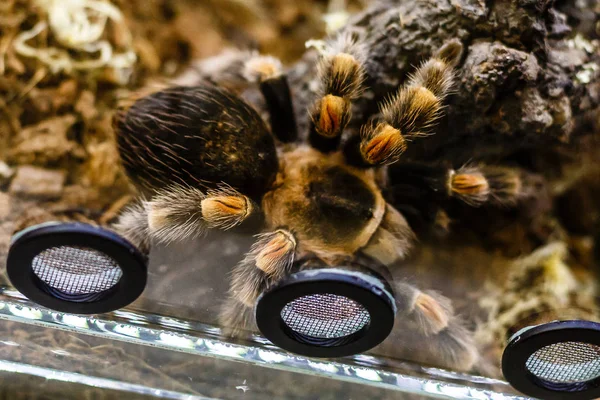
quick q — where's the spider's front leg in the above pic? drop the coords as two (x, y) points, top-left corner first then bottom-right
(229, 229), (297, 307)
(344, 39), (463, 168)
(308, 32), (367, 152)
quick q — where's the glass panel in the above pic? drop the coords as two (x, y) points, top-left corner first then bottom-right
(0, 291), (523, 399)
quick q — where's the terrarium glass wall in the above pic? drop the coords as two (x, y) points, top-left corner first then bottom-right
(0, 0), (599, 398)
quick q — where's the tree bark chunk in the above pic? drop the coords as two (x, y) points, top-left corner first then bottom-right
(283, 0), (599, 164)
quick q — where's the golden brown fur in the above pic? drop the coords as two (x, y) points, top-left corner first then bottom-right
(111, 37), (530, 372)
(310, 32), (367, 139)
(352, 40), (463, 167)
(450, 167), (491, 206)
(262, 146), (387, 261)
(362, 204), (415, 265)
(311, 95), (351, 138)
(360, 123), (407, 165)
(229, 229), (296, 306)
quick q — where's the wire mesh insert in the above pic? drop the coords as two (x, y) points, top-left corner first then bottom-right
(32, 246), (123, 296)
(281, 293), (371, 340)
(526, 342), (600, 385)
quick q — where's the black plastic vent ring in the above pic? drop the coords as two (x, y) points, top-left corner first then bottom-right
(255, 267), (396, 358)
(7, 222), (147, 314)
(502, 320), (600, 400)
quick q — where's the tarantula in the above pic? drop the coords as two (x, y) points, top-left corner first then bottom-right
(112, 33), (533, 371)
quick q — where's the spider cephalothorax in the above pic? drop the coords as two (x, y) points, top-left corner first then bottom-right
(113, 32), (535, 371)
(263, 146), (388, 262)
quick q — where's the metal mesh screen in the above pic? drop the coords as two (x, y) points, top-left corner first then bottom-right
(32, 246), (123, 295)
(280, 293), (370, 339)
(526, 342), (600, 384)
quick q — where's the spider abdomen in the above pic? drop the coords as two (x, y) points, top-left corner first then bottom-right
(114, 84), (278, 200)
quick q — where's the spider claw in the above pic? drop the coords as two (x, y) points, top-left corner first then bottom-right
(229, 229), (296, 307)
(449, 167), (490, 206)
(312, 95), (351, 138)
(360, 123), (407, 165)
(201, 194), (253, 230)
(255, 230), (296, 276)
(414, 291), (452, 335)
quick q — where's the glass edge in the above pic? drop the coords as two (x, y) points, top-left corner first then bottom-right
(0, 359), (215, 400)
(0, 291), (528, 400)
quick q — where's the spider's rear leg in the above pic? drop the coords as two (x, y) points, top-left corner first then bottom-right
(392, 281), (478, 371)
(178, 50), (298, 143)
(308, 32), (367, 152)
(242, 54), (298, 143)
(384, 162), (538, 235)
(344, 40), (463, 168)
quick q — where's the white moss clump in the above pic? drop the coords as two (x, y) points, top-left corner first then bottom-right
(13, 0), (136, 84)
